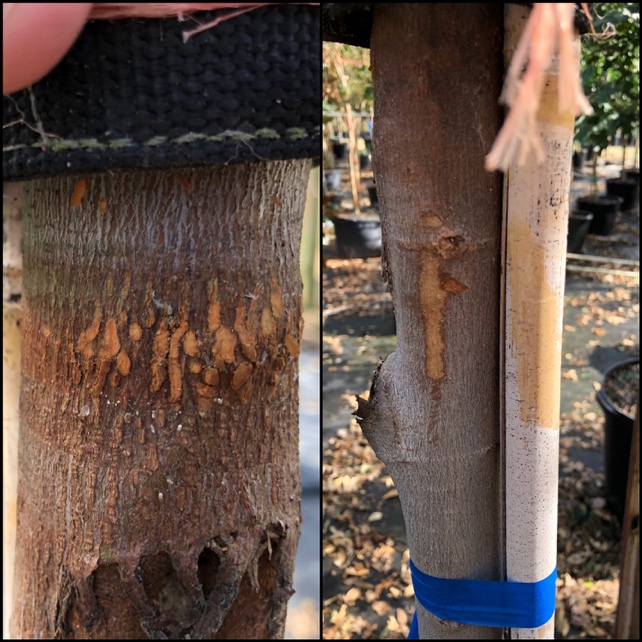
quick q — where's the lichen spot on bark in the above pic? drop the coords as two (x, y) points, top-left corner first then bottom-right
(169, 361), (183, 403)
(169, 321), (188, 359)
(188, 359), (202, 373)
(195, 383), (218, 398)
(150, 363), (167, 393)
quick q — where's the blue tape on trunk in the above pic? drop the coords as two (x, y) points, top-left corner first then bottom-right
(407, 560), (557, 637)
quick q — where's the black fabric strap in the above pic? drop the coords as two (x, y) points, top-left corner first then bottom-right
(322, 3), (593, 49)
(3, 5), (320, 182)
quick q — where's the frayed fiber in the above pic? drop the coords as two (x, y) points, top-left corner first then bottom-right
(485, 3), (596, 173)
(90, 3), (318, 41)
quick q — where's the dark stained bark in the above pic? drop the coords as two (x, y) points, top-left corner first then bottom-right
(11, 161), (310, 639)
(362, 5), (505, 638)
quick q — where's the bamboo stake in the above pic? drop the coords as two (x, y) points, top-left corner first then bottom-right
(566, 253), (639, 266)
(501, 5), (578, 638)
(2, 182), (23, 638)
(565, 265), (639, 279)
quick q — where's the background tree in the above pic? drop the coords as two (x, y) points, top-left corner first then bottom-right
(323, 43), (374, 215)
(575, 3), (640, 179)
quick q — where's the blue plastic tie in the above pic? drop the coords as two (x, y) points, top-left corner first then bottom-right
(407, 561), (557, 638)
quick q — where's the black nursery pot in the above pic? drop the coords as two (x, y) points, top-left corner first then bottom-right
(567, 210), (593, 254)
(332, 141), (348, 161)
(332, 215), (382, 259)
(576, 195), (624, 235)
(324, 169), (342, 192)
(367, 184), (378, 206)
(596, 357), (639, 522)
(623, 167), (639, 184)
(572, 150), (586, 170)
(606, 178), (639, 212)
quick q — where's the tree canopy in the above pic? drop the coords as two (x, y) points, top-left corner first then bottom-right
(575, 3), (640, 153)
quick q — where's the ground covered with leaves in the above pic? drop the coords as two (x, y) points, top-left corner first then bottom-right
(322, 246), (638, 639)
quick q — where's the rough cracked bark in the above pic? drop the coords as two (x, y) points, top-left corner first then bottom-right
(11, 161), (309, 639)
(359, 4), (505, 639)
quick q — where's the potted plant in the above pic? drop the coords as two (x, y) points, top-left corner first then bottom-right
(596, 356), (639, 521)
(575, 193), (624, 235)
(567, 209), (594, 253)
(605, 174), (639, 211)
(324, 168), (342, 192)
(331, 138), (348, 162)
(574, 4), (639, 230)
(331, 213), (382, 259)
(367, 183), (378, 206)
(572, 146), (587, 171)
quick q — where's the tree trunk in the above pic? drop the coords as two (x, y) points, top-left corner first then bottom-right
(11, 160), (309, 639)
(362, 4), (505, 639)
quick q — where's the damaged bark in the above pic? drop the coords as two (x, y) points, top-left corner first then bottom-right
(359, 5), (505, 639)
(11, 161), (309, 639)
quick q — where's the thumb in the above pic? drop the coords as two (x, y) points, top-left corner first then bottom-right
(3, 3), (92, 94)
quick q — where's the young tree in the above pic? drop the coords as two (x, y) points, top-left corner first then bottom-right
(357, 4), (583, 638)
(359, 5), (505, 638)
(323, 43), (374, 214)
(575, 3), (640, 176)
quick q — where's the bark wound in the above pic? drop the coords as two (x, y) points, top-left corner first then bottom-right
(418, 232), (468, 382)
(208, 280), (221, 332)
(235, 305), (258, 362)
(168, 320), (188, 403)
